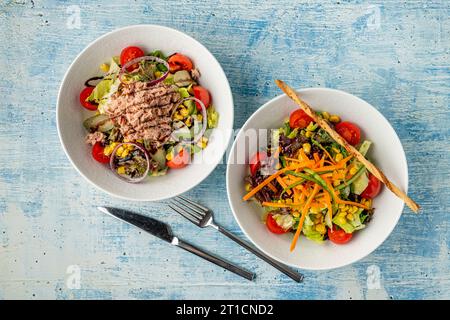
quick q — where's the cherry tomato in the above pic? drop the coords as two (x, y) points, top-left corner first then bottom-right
(249, 151), (267, 176)
(79, 87), (98, 111)
(289, 109), (313, 129)
(193, 86), (211, 111)
(266, 214), (289, 234)
(120, 46), (145, 71)
(166, 148), (190, 169)
(168, 53), (193, 73)
(328, 227), (353, 244)
(361, 173), (382, 199)
(92, 142), (110, 163)
(335, 121), (361, 146)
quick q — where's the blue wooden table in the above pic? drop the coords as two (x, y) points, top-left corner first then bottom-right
(0, 0), (449, 300)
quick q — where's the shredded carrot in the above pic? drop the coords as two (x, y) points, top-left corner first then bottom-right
(323, 192), (333, 224)
(262, 202), (304, 208)
(336, 199), (369, 210)
(322, 148), (336, 164)
(313, 152), (320, 162)
(243, 167), (292, 201)
(276, 176), (292, 195)
(267, 182), (278, 193)
(290, 184), (320, 252)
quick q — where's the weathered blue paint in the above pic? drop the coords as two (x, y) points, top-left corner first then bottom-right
(0, 0), (449, 300)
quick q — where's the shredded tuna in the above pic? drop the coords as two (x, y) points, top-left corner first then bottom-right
(105, 82), (181, 147)
(85, 131), (105, 145)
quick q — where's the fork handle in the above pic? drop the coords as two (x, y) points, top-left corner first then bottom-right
(217, 226), (304, 283)
(175, 238), (255, 281)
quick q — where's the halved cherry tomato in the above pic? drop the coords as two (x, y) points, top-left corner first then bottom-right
(193, 86), (211, 111)
(168, 53), (193, 73)
(289, 109), (313, 129)
(361, 173), (382, 199)
(266, 214), (289, 234)
(120, 46), (145, 71)
(79, 87), (98, 111)
(328, 227), (353, 244)
(335, 121), (361, 146)
(166, 148), (190, 169)
(92, 142), (110, 163)
(249, 151), (267, 176)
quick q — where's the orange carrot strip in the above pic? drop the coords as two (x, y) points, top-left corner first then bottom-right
(276, 176), (292, 195)
(243, 167), (292, 201)
(313, 152), (320, 163)
(267, 182), (278, 193)
(336, 199), (369, 210)
(290, 184), (320, 252)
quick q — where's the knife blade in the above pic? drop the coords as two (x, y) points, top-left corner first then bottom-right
(98, 206), (174, 243)
(98, 206), (255, 281)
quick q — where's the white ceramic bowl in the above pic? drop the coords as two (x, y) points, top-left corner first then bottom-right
(57, 25), (233, 201)
(226, 88), (408, 270)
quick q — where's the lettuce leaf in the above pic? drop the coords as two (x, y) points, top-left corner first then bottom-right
(302, 215), (325, 243)
(207, 105), (219, 129)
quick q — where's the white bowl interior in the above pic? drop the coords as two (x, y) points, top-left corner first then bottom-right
(57, 25), (233, 201)
(226, 88), (407, 270)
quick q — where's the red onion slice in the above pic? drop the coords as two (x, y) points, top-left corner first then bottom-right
(119, 56), (169, 86)
(171, 97), (207, 144)
(109, 142), (150, 183)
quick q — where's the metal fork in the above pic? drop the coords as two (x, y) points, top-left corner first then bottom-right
(168, 196), (303, 282)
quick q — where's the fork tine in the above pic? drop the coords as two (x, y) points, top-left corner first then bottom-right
(177, 196), (209, 213)
(168, 204), (201, 226)
(170, 200), (205, 219)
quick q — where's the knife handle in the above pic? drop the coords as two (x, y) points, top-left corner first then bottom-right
(175, 238), (255, 281)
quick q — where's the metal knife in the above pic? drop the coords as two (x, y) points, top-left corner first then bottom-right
(97, 207), (255, 281)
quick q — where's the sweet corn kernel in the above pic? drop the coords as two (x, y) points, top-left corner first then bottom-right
(336, 216), (347, 225)
(321, 111), (330, 120)
(302, 143), (311, 154)
(197, 136), (208, 149)
(315, 224), (326, 234)
(335, 153), (343, 162)
(285, 198), (292, 204)
(306, 122), (316, 131)
(100, 63), (110, 72)
(137, 139), (144, 143)
(154, 71), (162, 78)
(333, 180), (341, 187)
(245, 183), (252, 192)
(350, 206), (359, 214)
(340, 206), (349, 213)
(121, 149), (129, 158)
(305, 131), (313, 138)
(346, 213), (354, 220)
(349, 166), (358, 175)
(185, 117), (192, 127)
(196, 114), (203, 122)
(180, 107), (189, 117)
(329, 115), (340, 123)
(116, 146), (124, 157)
(338, 211), (347, 218)
(292, 211), (300, 218)
(173, 112), (183, 121)
(338, 204), (346, 209)
(310, 206), (321, 214)
(166, 152), (173, 161)
(117, 166), (126, 175)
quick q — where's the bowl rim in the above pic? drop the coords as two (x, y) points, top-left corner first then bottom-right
(226, 87), (408, 270)
(56, 24), (234, 201)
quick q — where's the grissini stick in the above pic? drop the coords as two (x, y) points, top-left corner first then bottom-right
(275, 79), (420, 213)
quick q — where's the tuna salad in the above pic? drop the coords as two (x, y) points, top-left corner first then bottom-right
(79, 46), (219, 183)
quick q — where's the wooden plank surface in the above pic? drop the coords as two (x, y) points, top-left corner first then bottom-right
(0, 0), (449, 299)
